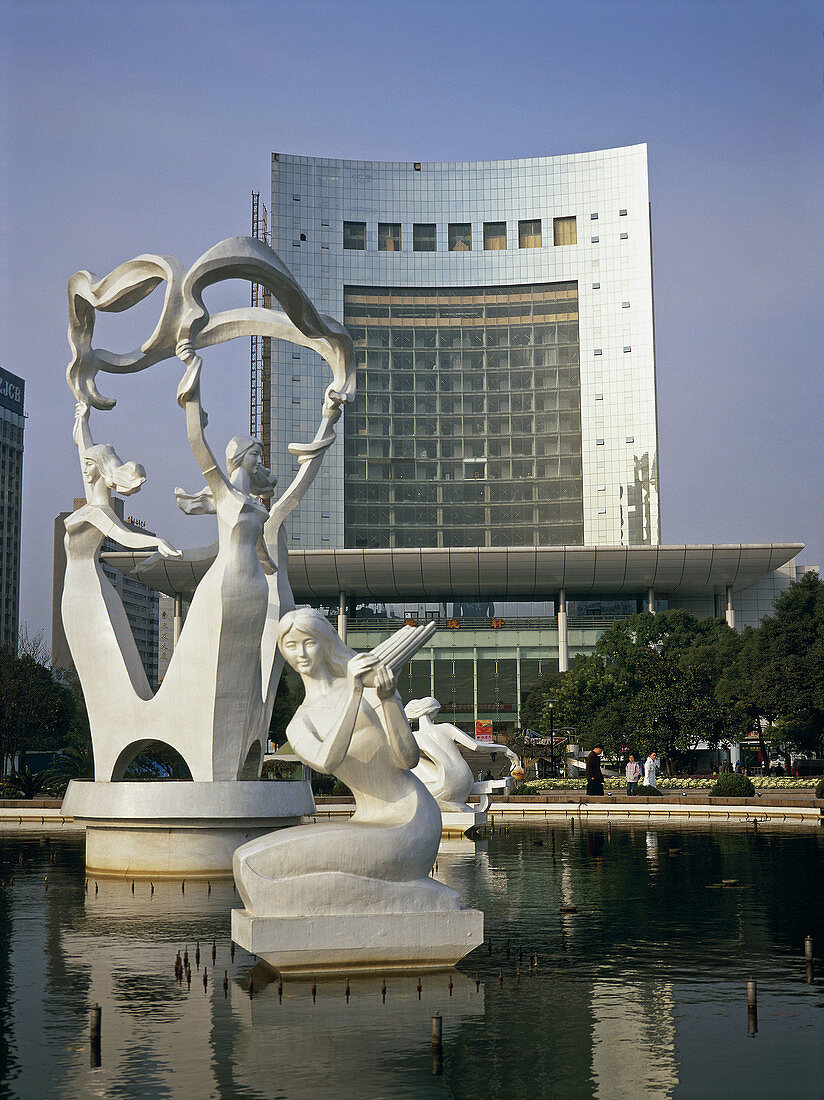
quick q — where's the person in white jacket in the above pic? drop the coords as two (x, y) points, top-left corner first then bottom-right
(625, 754), (642, 794)
(643, 751), (659, 790)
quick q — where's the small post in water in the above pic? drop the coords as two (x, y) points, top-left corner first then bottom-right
(747, 978), (757, 1037)
(804, 936), (813, 962)
(430, 1013), (443, 1076)
(90, 1003), (102, 1067)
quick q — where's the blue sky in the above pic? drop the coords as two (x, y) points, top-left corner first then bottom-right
(2, 0), (822, 641)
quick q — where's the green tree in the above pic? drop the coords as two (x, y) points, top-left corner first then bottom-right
(44, 672), (95, 793)
(0, 635), (74, 777)
(726, 572), (824, 765)
(521, 610), (746, 774)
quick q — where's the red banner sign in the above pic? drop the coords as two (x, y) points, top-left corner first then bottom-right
(475, 720), (494, 742)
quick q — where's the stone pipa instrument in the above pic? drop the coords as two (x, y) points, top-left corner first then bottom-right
(367, 622), (437, 675)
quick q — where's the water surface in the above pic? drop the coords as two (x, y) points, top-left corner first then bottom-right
(1, 821), (821, 1098)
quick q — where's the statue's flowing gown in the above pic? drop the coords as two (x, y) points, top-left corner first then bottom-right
(233, 689), (456, 916)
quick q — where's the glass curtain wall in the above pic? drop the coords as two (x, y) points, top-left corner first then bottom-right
(343, 281), (582, 549)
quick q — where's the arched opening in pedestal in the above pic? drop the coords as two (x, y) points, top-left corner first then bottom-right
(239, 740), (263, 780)
(111, 740), (194, 781)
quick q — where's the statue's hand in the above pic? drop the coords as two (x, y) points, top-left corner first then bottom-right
(157, 538), (183, 559)
(175, 340), (203, 406)
(74, 401), (89, 421)
(371, 663), (397, 700)
(346, 652), (378, 691)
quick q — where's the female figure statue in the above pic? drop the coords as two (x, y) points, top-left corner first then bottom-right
(159, 343), (345, 781)
(61, 237), (355, 783)
(233, 610), (462, 917)
(405, 697), (519, 812)
(62, 403), (181, 750)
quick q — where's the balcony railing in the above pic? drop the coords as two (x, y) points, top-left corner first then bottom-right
(343, 616), (617, 632)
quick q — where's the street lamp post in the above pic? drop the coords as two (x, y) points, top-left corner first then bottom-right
(562, 726), (574, 780)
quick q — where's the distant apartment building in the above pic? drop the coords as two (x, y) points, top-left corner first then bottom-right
(0, 367), (25, 651)
(52, 497), (159, 685)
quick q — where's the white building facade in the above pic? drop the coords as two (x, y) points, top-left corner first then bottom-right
(268, 146), (659, 551)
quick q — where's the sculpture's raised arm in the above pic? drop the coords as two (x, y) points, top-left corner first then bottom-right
(175, 341), (233, 506)
(263, 389), (344, 544)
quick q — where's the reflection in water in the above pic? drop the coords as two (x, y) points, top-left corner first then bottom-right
(232, 970), (483, 1097)
(1, 823), (823, 1099)
(591, 980), (678, 1097)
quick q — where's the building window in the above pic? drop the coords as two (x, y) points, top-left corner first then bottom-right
(596, 438), (605, 446)
(622, 301), (630, 308)
(619, 208), (627, 216)
(448, 223), (472, 251)
(553, 216), (577, 246)
(518, 219), (542, 248)
(595, 393), (604, 400)
(413, 224), (436, 251)
(590, 213), (599, 220)
(597, 484), (606, 491)
(592, 282), (600, 289)
(626, 436), (634, 443)
(343, 222), (366, 250)
(620, 232), (629, 239)
(343, 279), (582, 549)
(598, 507), (607, 514)
(483, 221), (507, 250)
(378, 223), (401, 252)
(623, 346), (631, 353)
(594, 349), (602, 356)
(590, 236), (599, 243)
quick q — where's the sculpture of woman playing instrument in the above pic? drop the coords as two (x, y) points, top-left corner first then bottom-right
(233, 609), (464, 917)
(61, 237), (355, 783)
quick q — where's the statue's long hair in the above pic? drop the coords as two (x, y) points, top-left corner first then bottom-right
(278, 608), (353, 679)
(84, 444), (146, 496)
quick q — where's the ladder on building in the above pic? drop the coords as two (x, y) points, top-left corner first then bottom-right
(250, 191), (272, 460)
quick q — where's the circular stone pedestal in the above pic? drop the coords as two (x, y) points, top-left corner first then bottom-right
(62, 780), (315, 879)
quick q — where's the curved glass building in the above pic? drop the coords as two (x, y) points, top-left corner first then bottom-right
(268, 144), (659, 552)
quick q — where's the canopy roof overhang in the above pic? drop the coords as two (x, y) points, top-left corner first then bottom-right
(103, 543), (803, 602)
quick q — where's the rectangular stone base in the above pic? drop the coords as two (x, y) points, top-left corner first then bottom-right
(441, 809), (488, 836)
(231, 907), (484, 976)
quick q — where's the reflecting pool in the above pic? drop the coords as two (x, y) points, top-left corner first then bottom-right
(1, 821), (822, 1098)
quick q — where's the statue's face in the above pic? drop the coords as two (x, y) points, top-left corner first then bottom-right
(240, 445), (263, 475)
(83, 457), (100, 484)
(281, 631), (324, 676)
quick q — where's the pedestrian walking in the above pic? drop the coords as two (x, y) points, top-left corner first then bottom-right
(625, 754), (641, 795)
(585, 744), (605, 796)
(643, 751), (659, 791)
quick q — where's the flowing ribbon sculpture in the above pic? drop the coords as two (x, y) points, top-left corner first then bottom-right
(62, 237), (355, 783)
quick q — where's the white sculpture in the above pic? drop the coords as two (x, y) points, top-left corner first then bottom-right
(233, 610), (458, 915)
(232, 612), (484, 972)
(61, 238), (355, 783)
(405, 697), (519, 814)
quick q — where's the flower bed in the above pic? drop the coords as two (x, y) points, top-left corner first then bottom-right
(520, 776), (819, 793)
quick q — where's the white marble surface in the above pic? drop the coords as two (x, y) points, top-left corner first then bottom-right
(61, 238), (355, 783)
(63, 779), (315, 878)
(233, 614), (483, 970)
(405, 697), (519, 812)
(232, 908), (484, 976)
